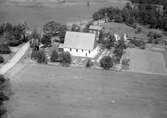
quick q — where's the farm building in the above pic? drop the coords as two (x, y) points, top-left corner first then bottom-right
(89, 25), (103, 40)
(60, 31), (99, 58)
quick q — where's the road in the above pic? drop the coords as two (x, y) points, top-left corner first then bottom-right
(0, 42), (30, 75)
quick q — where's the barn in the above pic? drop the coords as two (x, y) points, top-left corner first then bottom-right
(60, 31), (98, 58)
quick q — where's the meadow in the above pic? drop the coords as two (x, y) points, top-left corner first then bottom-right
(6, 64), (167, 118)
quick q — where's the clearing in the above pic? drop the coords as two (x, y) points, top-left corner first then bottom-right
(6, 64), (167, 118)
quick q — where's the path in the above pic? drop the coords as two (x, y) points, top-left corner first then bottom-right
(0, 42), (30, 75)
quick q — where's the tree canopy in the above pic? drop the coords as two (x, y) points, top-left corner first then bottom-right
(43, 21), (67, 43)
(0, 22), (28, 47)
(92, 1), (167, 31)
(100, 56), (114, 70)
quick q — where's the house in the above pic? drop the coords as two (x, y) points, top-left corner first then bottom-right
(60, 31), (98, 58)
(93, 19), (106, 26)
(89, 25), (103, 40)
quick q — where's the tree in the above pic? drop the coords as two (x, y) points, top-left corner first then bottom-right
(30, 30), (41, 50)
(0, 23), (13, 33)
(100, 56), (113, 70)
(50, 50), (59, 62)
(43, 21), (67, 43)
(59, 51), (71, 66)
(41, 34), (51, 47)
(102, 33), (116, 49)
(12, 23), (26, 41)
(71, 24), (80, 32)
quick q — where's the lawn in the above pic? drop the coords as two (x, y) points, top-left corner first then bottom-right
(102, 22), (167, 42)
(126, 48), (167, 75)
(103, 22), (148, 40)
(6, 64), (167, 118)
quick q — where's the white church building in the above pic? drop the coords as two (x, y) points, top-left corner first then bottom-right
(60, 31), (99, 58)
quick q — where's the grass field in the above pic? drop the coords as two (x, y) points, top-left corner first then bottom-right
(126, 48), (167, 75)
(6, 64), (167, 118)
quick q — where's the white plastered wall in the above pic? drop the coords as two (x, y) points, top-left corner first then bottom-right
(64, 46), (99, 58)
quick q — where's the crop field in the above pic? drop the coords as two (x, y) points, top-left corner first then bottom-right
(6, 64), (167, 118)
(0, 0), (127, 28)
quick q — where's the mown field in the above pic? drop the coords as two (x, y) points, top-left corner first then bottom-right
(6, 64), (167, 118)
(126, 48), (167, 75)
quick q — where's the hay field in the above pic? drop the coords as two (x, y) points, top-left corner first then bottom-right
(6, 64), (167, 118)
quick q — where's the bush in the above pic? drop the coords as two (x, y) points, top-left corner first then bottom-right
(41, 34), (51, 47)
(100, 56), (113, 70)
(86, 58), (93, 68)
(112, 55), (121, 64)
(0, 56), (4, 63)
(31, 49), (39, 60)
(59, 51), (71, 66)
(135, 27), (142, 34)
(147, 31), (162, 44)
(129, 39), (145, 49)
(0, 44), (11, 54)
(122, 58), (130, 66)
(147, 31), (162, 39)
(50, 50), (59, 62)
(31, 49), (47, 64)
(0, 75), (10, 116)
(8, 40), (21, 47)
(113, 48), (124, 59)
(0, 105), (7, 116)
(36, 50), (48, 64)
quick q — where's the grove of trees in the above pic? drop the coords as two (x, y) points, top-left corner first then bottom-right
(0, 22), (29, 46)
(92, 1), (167, 31)
(43, 21), (67, 43)
(0, 22), (30, 54)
